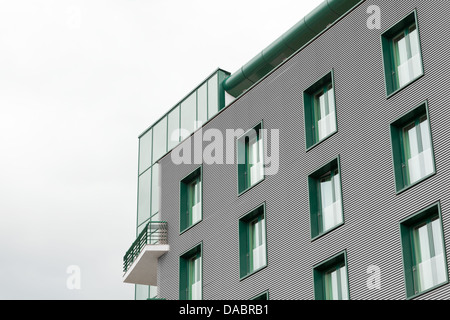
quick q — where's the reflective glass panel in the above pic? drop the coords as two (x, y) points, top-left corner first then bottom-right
(207, 74), (218, 119)
(137, 169), (151, 226)
(181, 93), (197, 139)
(151, 164), (160, 217)
(168, 106), (180, 151)
(152, 118), (167, 162)
(139, 129), (152, 174)
(197, 83), (208, 129)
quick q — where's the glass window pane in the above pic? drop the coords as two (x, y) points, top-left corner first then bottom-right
(414, 223), (431, 262)
(340, 266), (349, 300)
(325, 265), (348, 300)
(149, 286), (158, 299)
(413, 223), (433, 291)
(189, 177), (202, 225)
(139, 129), (152, 174)
(152, 118), (167, 162)
(197, 83), (208, 129)
(333, 170), (341, 202)
(168, 106), (180, 151)
(327, 85), (335, 111)
(319, 170), (342, 233)
(431, 219), (447, 286)
(320, 175), (334, 233)
(247, 129), (263, 187)
(207, 74), (219, 119)
(394, 32), (410, 87)
(406, 123), (419, 157)
(137, 169), (151, 226)
(135, 285), (149, 300)
(190, 256), (202, 300)
(419, 118), (434, 178)
(404, 122), (420, 184)
(151, 164), (160, 218)
(319, 93), (327, 118)
(431, 218), (444, 256)
(394, 33), (408, 65)
(419, 117), (432, 151)
(250, 216), (266, 272)
(413, 219), (447, 293)
(409, 26), (420, 57)
(408, 26), (423, 80)
(181, 92), (197, 138)
(314, 87), (336, 142)
(404, 118), (434, 184)
(319, 170), (343, 232)
(320, 175), (333, 209)
(325, 269), (339, 300)
(313, 91), (324, 122)
(394, 24), (422, 88)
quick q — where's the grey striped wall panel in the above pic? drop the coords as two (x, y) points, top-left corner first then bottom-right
(157, 0), (450, 300)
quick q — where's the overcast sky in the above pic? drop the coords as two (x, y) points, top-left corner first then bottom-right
(0, 0), (322, 300)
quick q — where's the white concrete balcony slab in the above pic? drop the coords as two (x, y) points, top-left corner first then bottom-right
(123, 221), (169, 286)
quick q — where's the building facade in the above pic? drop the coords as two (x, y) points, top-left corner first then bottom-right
(124, 0), (450, 300)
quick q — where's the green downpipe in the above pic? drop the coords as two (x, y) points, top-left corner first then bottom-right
(223, 0), (363, 97)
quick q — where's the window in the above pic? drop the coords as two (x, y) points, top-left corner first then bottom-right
(250, 291), (269, 300)
(207, 74), (219, 118)
(152, 118), (167, 163)
(167, 105), (181, 151)
(390, 101), (435, 193)
(151, 164), (160, 220)
(138, 129), (152, 174)
(197, 83), (208, 129)
(180, 167), (202, 233)
(303, 71), (337, 150)
(239, 204), (267, 279)
(382, 10), (423, 96)
(313, 251), (349, 300)
(179, 244), (202, 300)
(308, 157), (344, 239)
(237, 122), (264, 194)
(137, 169), (151, 226)
(400, 203), (448, 298)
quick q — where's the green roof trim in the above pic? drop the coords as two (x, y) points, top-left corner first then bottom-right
(223, 0), (363, 97)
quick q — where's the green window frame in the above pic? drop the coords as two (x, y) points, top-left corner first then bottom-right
(390, 101), (435, 194)
(313, 251), (349, 300)
(239, 204), (267, 279)
(308, 157), (344, 240)
(250, 290), (269, 300)
(180, 167), (203, 233)
(179, 243), (203, 300)
(400, 202), (448, 299)
(381, 10), (424, 97)
(303, 71), (337, 150)
(237, 122), (264, 195)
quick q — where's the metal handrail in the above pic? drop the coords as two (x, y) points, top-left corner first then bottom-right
(123, 221), (168, 273)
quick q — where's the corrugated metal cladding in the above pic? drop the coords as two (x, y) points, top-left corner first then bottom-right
(157, 0), (450, 300)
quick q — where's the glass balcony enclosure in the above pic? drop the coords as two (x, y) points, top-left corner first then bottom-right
(132, 69), (230, 300)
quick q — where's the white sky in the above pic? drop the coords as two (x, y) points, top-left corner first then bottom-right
(0, 0), (322, 300)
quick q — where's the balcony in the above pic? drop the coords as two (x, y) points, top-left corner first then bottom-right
(123, 221), (169, 286)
